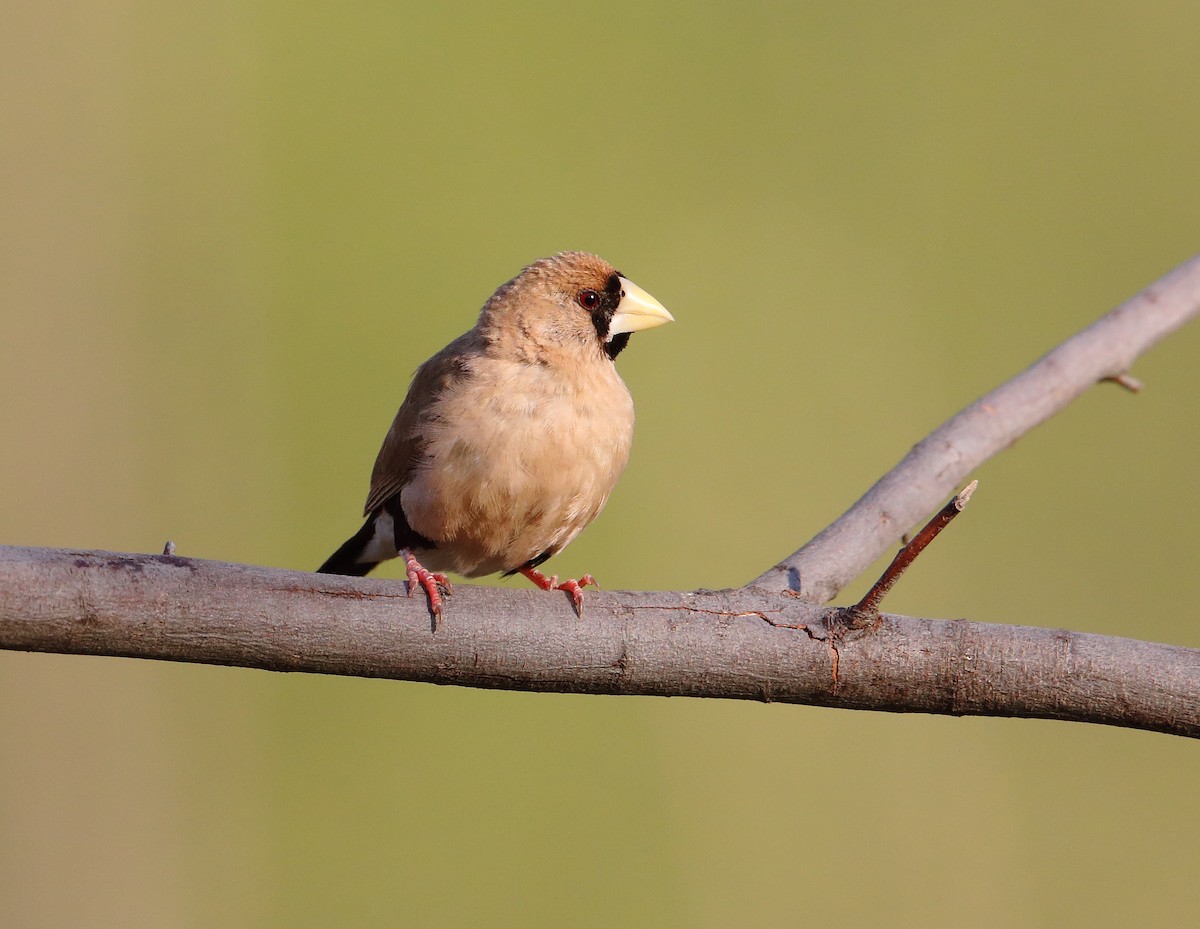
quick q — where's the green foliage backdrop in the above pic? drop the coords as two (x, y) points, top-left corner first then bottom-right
(3, 2), (1199, 926)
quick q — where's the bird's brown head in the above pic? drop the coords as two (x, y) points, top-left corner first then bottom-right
(478, 252), (673, 364)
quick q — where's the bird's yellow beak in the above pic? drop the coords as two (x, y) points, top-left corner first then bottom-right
(608, 277), (674, 339)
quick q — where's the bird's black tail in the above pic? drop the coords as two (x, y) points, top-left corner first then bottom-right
(317, 518), (381, 576)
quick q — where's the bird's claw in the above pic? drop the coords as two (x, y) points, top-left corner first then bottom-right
(520, 567), (598, 616)
(402, 550), (451, 616)
(557, 574), (599, 615)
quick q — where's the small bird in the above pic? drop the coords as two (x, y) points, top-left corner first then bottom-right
(317, 251), (673, 616)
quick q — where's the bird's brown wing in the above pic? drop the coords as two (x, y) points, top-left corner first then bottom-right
(362, 336), (476, 517)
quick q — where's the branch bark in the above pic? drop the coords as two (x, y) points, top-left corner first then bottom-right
(2, 546), (1198, 737)
(2, 254), (1199, 738)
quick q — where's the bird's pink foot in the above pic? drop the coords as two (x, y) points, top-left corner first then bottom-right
(402, 549), (452, 616)
(520, 566), (598, 615)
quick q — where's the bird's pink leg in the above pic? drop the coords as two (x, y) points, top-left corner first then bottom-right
(402, 549), (452, 616)
(519, 566), (598, 615)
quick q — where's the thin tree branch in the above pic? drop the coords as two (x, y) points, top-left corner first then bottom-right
(751, 252), (1200, 601)
(1, 546), (1197, 737)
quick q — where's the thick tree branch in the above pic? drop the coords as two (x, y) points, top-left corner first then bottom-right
(2, 546), (1197, 737)
(2, 255), (1199, 738)
(752, 252), (1200, 601)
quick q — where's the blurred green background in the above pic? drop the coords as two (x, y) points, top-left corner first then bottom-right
(3, 1), (1199, 926)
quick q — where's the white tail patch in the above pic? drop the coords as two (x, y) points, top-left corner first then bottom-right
(359, 511), (398, 563)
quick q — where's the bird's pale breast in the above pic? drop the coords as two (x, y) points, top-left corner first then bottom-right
(400, 355), (635, 577)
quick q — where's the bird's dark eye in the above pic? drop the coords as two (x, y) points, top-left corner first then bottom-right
(577, 289), (600, 310)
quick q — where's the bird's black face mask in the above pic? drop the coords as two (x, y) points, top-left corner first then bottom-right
(590, 272), (630, 360)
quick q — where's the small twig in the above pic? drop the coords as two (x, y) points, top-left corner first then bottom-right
(1104, 372), (1144, 393)
(848, 481), (978, 620)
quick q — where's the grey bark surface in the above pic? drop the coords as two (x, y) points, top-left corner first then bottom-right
(2, 546), (1197, 737)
